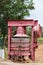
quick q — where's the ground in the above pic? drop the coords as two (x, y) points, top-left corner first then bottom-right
(0, 43), (43, 65)
(35, 43), (43, 62)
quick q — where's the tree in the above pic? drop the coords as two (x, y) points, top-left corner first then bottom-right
(0, 0), (34, 39)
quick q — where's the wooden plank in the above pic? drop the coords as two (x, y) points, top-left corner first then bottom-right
(8, 20), (34, 26)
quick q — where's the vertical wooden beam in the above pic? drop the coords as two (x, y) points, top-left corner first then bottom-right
(31, 26), (35, 61)
(8, 26), (12, 59)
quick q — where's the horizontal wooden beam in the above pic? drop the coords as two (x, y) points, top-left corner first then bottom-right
(8, 20), (35, 26)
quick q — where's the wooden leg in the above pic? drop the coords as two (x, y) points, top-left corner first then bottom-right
(31, 48), (35, 61)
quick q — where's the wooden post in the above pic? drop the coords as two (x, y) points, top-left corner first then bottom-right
(31, 26), (35, 61)
(8, 26), (12, 59)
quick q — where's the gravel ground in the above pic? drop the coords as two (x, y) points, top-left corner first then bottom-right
(0, 62), (43, 65)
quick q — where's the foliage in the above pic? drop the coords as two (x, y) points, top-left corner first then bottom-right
(0, 0), (34, 38)
(42, 27), (43, 37)
(26, 26), (31, 37)
(37, 37), (43, 43)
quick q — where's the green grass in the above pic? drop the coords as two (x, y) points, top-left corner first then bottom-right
(37, 37), (43, 43)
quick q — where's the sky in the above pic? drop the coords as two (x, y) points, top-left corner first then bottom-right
(25, 0), (43, 27)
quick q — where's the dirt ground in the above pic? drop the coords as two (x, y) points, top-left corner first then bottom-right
(35, 43), (43, 62)
(0, 43), (43, 65)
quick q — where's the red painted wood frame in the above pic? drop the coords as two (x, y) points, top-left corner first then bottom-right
(8, 19), (38, 61)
